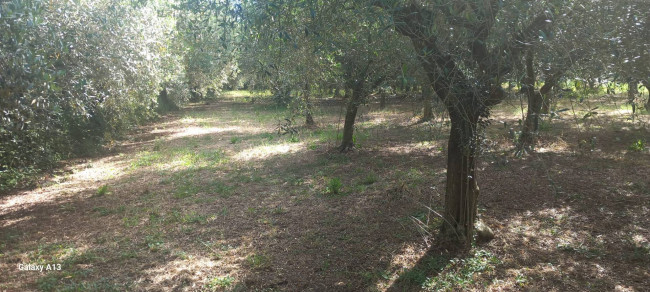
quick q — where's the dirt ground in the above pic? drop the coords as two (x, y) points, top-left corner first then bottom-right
(1, 94), (649, 291)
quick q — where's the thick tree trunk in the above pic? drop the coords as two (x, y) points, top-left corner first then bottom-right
(442, 113), (480, 243)
(519, 51), (542, 151)
(340, 90), (361, 151)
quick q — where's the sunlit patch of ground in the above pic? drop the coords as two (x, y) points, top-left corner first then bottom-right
(0, 157), (129, 217)
(233, 143), (305, 161)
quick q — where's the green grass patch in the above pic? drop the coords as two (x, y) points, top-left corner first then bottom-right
(37, 273), (125, 292)
(131, 151), (163, 168)
(95, 185), (110, 196)
(246, 253), (271, 270)
(421, 249), (500, 291)
(362, 172), (378, 185)
(325, 177), (343, 195)
(206, 276), (235, 290)
(629, 139), (646, 152)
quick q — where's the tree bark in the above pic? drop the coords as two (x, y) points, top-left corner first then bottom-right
(340, 89), (362, 151)
(628, 79), (638, 114)
(642, 80), (650, 108)
(334, 86), (342, 98)
(421, 83), (434, 121)
(442, 113), (480, 242)
(343, 86), (351, 100)
(303, 82), (315, 127)
(541, 90), (553, 115)
(379, 93), (387, 110)
(376, 1), (552, 246)
(628, 80), (638, 102)
(519, 51), (543, 151)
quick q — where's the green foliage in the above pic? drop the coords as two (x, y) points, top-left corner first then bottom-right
(629, 139), (646, 152)
(0, 0), (186, 189)
(246, 253), (271, 269)
(207, 276), (235, 289)
(326, 177), (343, 195)
(96, 185), (110, 196)
(422, 249), (500, 291)
(362, 172), (378, 185)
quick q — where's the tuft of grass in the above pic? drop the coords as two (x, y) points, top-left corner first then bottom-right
(96, 184), (110, 196)
(173, 184), (199, 199)
(325, 177), (343, 195)
(181, 211), (208, 224)
(122, 215), (140, 228)
(131, 151), (163, 168)
(246, 253), (271, 270)
(207, 276), (235, 290)
(145, 234), (164, 252)
(230, 137), (241, 144)
(288, 135), (300, 143)
(92, 207), (112, 217)
(629, 139), (646, 152)
(362, 172), (378, 185)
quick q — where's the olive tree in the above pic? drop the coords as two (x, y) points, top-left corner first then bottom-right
(375, 0), (563, 244)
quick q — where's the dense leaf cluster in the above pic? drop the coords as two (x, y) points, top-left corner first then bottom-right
(0, 0), (182, 189)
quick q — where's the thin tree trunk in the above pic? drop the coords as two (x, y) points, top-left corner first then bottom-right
(303, 82), (315, 127)
(629, 79), (638, 114)
(340, 89), (362, 151)
(421, 84), (434, 121)
(541, 90), (553, 115)
(519, 51), (543, 151)
(334, 86), (341, 98)
(642, 80), (650, 108)
(343, 87), (351, 100)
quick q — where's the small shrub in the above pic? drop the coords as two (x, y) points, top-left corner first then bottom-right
(246, 253), (270, 269)
(326, 177), (343, 195)
(207, 276), (235, 289)
(96, 185), (110, 196)
(629, 139), (646, 152)
(362, 172), (378, 185)
(145, 234), (164, 252)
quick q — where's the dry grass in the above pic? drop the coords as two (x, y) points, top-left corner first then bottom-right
(1, 94), (649, 291)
